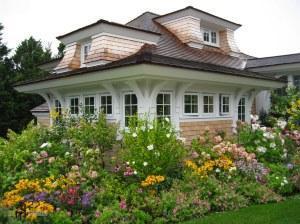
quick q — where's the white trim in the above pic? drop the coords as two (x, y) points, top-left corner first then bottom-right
(156, 91), (173, 119)
(81, 42), (92, 67)
(92, 32), (158, 45)
(68, 96), (81, 116)
(161, 15), (201, 26)
(123, 92), (138, 127)
(83, 94), (97, 115)
(201, 27), (220, 47)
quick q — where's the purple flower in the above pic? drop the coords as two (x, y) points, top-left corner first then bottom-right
(81, 192), (93, 207)
(287, 163), (294, 169)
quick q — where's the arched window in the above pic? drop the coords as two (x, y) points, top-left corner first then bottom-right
(238, 97), (246, 122)
(54, 99), (62, 116)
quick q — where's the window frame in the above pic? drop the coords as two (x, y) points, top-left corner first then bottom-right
(69, 96), (80, 115)
(124, 93), (138, 127)
(100, 94), (113, 116)
(156, 92), (172, 119)
(220, 94), (231, 116)
(202, 28), (219, 47)
(202, 94), (215, 116)
(80, 42), (91, 66)
(293, 75), (300, 89)
(83, 95), (96, 115)
(183, 93), (199, 116)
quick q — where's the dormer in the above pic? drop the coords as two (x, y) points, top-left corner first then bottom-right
(155, 6), (241, 57)
(54, 20), (161, 73)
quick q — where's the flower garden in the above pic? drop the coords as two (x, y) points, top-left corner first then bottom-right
(0, 88), (300, 223)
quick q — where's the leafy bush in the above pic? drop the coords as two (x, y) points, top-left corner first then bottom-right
(121, 117), (185, 179)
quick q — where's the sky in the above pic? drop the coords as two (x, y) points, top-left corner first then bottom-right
(1, 0), (300, 57)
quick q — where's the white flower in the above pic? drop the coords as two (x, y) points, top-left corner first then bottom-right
(148, 125), (153, 130)
(132, 132), (137, 138)
(126, 161), (130, 165)
(32, 151), (38, 157)
(65, 152), (70, 157)
(257, 146), (267, 153)
(140, 126), (146, 131)
(133, 170), (137, 175)
(250, 114), (259, 122)
(263, 132), (274, 139)
(275, 176), (279, 180)
(177, 137), (186, 143)
(260, 126), (267, 132)
(283, 179), (288, 184)
(166, 133), (171, 138)
(270, 142), (276, 149)
(228, 175), (232, 179)
(132, 161), (135, 165)
(215, 168), (221, 173)
(165, 117), (170, 122)
(147, 144), (154, 151)
(143, 162), (148, 166)
(254, 140), (261, 145)
(251, 124), (260, 130)
(277, 120), (287, 129)
(40, 142), (49, 148)
(154, 151), (160, 156)
(229, 167), (237, 172)
(280, 182), (284, 186)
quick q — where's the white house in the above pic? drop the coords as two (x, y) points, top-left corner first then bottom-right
(15, 6), (286, 143)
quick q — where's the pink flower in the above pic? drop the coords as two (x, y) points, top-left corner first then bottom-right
(119, 199), (127, 210)
(191, 151), (199, 159)
(40, 150), (48, 158)
(95, 210), (101, 218)
(48, 157), (55, 163)
(213, 135), (223, 144)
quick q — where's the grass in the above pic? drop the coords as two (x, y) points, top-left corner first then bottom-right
(184, 195), (300, 224)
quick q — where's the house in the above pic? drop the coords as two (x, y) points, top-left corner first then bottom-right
(15, 6), (286, 143)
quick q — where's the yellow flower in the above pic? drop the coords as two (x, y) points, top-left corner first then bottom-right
(141, 175), (165, 187)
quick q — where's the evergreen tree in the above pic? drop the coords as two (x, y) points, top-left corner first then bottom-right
(0, 25), (52, 137)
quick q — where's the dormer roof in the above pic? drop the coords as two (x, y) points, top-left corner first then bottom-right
(154, 6), (241, 31)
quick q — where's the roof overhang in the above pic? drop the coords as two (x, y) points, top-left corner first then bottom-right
(57, 20), (161, 45)
(247, 62), (300, 74)
(15, 63), (285, 94)
(154, 6), (241, 31)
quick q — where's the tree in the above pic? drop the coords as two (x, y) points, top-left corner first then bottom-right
(57, 42), (65, 58)
(0, 26), (52, 137)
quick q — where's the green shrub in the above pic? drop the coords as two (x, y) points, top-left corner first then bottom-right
(121, 117), (185, 179)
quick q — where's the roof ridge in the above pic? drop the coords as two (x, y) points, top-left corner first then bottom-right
(126, 11), (160, 25)
(248, 52), (300, 61)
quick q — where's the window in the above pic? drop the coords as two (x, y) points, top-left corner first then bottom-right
(81, 43), (91, 65)
(203, 95), (214, 114)
(124, 94), (138, 127)
(238, 97), (246, 122)
(70, 97), (79, 115)
(84, 96), (95, 115)
(54, 100), (62, 115)
(294, 75), (300, 89)
(184, 94), (198, 114)
(156, 93), (171, 119)
(220, 95), (230, 115)
(202, 29), (218, 45)
(100, 95), (112, 115)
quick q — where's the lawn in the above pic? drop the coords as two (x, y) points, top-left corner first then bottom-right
(184, 195), (300, 224)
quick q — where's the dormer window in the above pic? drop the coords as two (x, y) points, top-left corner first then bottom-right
(81, 42), (91, 66)
(202, 28), (219, 46)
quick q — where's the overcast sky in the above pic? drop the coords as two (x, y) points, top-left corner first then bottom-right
(1, 0), (300, 57)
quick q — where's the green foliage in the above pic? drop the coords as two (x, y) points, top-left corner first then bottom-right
(121, 117), (185, 179)
(48, 211), (74, 224)
(57, 43), (65, 58)
(0, 25), (52, 137)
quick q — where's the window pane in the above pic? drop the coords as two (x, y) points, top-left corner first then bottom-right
(132, 105), (138, 115)
(211, 32), (217, 43)
(157, 94), (163, 104)
(101, 106), (106, 114)
(209, 96), (214, 104)
(184, 95), (191, 104)
(125, 95), (131, 105)
(125, 106), (131, 115)
(192, 105), (198, 113)
(107, 105), (112, 114)
(204, 96), (208, 104)
(185, 105), (191, 113)
(157, 105), (164, 115)
(107, 96), (112, 104)
(209, 105), (214, 113)
(164, 94), (171, 104)
(191, 95), (198, 104)
(164, 105), (171, 116)
(101, 96), (107, 104)
(131, 94), (137, 105)
(204, 105), (208, 113)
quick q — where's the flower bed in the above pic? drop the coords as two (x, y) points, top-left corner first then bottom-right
(0, 113), (299, 223)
